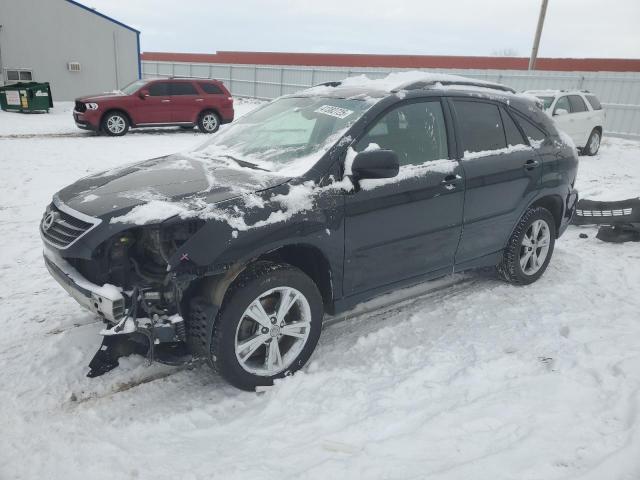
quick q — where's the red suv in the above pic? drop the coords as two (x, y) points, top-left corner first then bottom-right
(73, 78), (234, 136)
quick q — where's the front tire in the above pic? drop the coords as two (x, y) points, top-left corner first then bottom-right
(210, 262), (323, 391)
(584, 129), (601, 156)
(498, 207), (556, 285)
(198, 110), (220, 133)
(101, 111), (129, 136)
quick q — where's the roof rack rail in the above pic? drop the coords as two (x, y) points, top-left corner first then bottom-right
(397, 80), (516, 94)
(314, 81), (342, 88)
(168, 76), (215, 80)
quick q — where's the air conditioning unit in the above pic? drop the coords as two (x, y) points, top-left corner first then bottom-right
(67, 62), (81, 72)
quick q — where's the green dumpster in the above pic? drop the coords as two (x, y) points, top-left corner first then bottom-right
(0, 82), (53, 113)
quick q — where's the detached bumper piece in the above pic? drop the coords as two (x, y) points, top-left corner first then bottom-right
(87, 334), (150, 378)
(573, 197), (640, 243)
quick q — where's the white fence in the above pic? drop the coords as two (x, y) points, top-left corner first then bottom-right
(142, 60), (640, 139)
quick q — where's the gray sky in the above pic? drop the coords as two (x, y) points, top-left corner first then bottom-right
(87, 0), (640, 58)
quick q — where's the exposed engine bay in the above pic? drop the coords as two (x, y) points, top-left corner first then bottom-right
(63, 221), (206, 377)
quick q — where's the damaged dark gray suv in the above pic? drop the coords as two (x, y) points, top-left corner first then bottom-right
(41, 72), (578, 391)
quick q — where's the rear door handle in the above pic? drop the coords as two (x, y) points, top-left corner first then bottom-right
(161, 99), (171, 103)
(524, 159), (540, 170)
(195, 98), (204, 102)
(441, 174), (462, 190)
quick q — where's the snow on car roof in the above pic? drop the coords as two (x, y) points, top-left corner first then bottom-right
(302, 70), (514, 97)
(297, 70), (528, 102)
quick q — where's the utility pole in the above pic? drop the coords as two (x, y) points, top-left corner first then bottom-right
(0, 25), (4, 86)
(529, 0), (549, 70)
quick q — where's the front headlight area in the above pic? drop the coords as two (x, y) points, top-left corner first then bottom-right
(70, 220), (204, 317)
(85, 102), (99, 110)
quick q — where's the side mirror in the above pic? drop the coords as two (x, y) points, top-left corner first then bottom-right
(139, 89), (149, 99)
(351, 149), (399, 181)
(554, 108), (569, 116)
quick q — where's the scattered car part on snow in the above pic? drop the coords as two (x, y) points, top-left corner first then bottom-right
(573, 196), (640, 242)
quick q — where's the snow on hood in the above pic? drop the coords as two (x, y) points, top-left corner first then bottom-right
(57, 153), (289, 222)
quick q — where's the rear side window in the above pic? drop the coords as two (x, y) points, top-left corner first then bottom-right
(453, 100), (506, 154)
(148, 82), (170, 96)
(585, 94), (602, 110)
(170, 82), (198, 95)
(568, 95), (588, 113)
(500, 108), (526, 147)
(514, 113), (547, 145)
(199, 82), (223, 94)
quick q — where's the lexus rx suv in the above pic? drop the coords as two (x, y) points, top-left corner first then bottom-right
(73, 78), (234, 136)
(525, 90), (605, 156)
(42, 72), (578, 391)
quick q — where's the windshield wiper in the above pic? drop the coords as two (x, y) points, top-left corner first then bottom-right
(220, 155), (270, 172)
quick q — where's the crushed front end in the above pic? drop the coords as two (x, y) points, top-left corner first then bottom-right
(40, 197), (204, 377)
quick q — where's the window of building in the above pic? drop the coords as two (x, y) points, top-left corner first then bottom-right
(6, 70), (32, 82)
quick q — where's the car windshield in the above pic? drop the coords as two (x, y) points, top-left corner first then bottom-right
(121, 80), (148, 95)
(194, 96), (373, 175)
(538, 96), (555, 110)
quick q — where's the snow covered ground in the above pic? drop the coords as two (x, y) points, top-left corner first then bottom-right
(1, 102), (639, 480)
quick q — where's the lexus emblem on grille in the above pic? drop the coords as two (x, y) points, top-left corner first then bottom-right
(42, 211), (59, 231)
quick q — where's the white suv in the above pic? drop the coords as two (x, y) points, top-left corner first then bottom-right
(525, 90), (605, 156)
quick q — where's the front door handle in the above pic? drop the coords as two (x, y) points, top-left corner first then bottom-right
(441, 174), (462, 190)
(195, 98), (204, 102)
(524, 159), (540, 170)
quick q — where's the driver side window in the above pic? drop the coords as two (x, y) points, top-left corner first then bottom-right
(553, 96), (570, 115)
(356, 101), (448, 167)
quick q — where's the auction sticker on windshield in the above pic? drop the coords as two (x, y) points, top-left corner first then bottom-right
(315, 105), (354, 119)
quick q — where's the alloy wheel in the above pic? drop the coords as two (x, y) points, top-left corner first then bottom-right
(202, 113), (219, 132)
(589, 132), (601, 154)
(519, 219), (551, 275)
(234, 287), (311, 376)
(107, 115), (126, 134)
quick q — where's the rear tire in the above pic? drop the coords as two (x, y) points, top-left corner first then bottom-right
(198, 110), (220, 133)
(209, 262), (323, 391)
(584, 129), (601, 156)
(498, 207), (556, 285)
(101, 111), (129, 136)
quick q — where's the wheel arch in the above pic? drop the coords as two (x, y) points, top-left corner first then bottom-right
(530, 195), (563, 236)
(185, 243), (334, 316)
(198, 107), (221, 121)
(258, 244), (334, 310)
